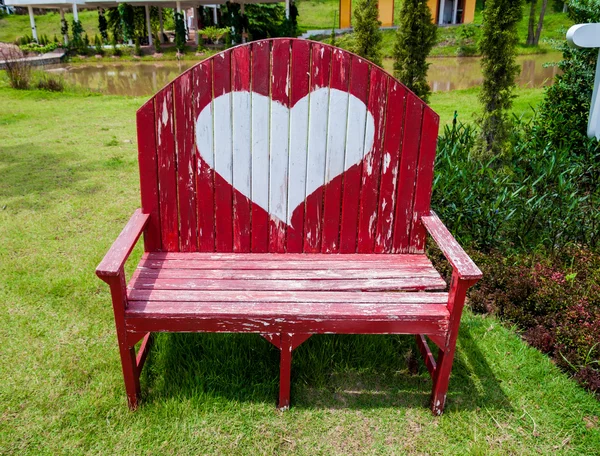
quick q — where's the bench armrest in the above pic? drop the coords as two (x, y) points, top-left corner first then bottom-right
(96, 209), (150, 281)
(421, 211), (482, 282)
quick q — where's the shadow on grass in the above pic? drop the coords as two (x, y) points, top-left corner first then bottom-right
(0, 144), (86, 209)
(140, 319), (512, 413)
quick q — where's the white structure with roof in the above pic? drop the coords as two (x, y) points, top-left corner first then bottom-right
(4, 0), (292, 46)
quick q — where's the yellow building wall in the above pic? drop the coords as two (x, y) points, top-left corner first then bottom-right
(338, 0), (473, 29)
(378, 0), (394, 27)
(427, 0), (439, 23)
(462, 0), (476, 23)
(340, 0), (352, 28)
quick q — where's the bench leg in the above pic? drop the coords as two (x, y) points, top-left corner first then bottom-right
(430, 273), (472, 415)
(278, 333), (293, 410)
(117, 335), (141, 410)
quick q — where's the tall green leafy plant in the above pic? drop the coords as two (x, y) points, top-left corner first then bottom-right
(393, 0), (437, 102)
(119, 3), (135, 43)
(98, 8), (108, 42)
(352, 0), (382, 66)
(175, 11), (186, 53)
(478, 0), (523, 156)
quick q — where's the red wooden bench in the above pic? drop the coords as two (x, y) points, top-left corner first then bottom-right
(96, 38), (482, 415)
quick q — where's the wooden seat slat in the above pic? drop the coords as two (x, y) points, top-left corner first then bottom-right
(129, 277), (446, 292)
(135, 268), (442, 281)
(127, 289), (448, 304)
(145, 252), (431, 262)
(126, 299), (449, 319)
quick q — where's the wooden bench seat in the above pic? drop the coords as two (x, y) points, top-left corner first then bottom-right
(125, 253), (449, 335)
(96, 38), (482, 415)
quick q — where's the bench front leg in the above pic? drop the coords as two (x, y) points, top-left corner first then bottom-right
(422, 211), (482, 415)
(96, 209), (150, 410)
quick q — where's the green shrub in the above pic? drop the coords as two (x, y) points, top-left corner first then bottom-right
(352, 0), (382, 66)
(19, 42), (59, 54)
(94, 34), (104, 55)
(456, 24), (479, 57)
(111, 35), (121, 56)
(432, 117), (600, 252)
(35, 72), (65, 92)
(393, 0), (437, 102)
(469, 249), (600, 396)
(134, 37), (142, 56)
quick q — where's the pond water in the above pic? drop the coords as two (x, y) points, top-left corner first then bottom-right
(45, 52), (562, 97)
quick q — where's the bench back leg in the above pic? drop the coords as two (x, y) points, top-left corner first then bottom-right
(278, 333), (293, 410)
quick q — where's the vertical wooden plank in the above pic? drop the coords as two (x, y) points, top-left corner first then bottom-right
(321, 48), (351, 253)
(231, 45), (252, 252)
(155, 85), (179, 251)
(392, 92), (424, 253)
(339, 56), (370, 253)
(303, 43), (332, 253)
(193, 60), (215, 252)
(136, 99), (161, 252)
(173, 70), (198, 252)
(409, 106), (439, 253)
(286, 40), (311, 253)
(251, 40), (270, 253)
(269, 39), (292, 253)
(374, 80), (407, 253)
(356, 70), (388, 253)
(213, 50), (234, 252)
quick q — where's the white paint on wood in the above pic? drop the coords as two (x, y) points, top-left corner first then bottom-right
(567, 23), (600, 139)
(196, 89), (375, 224)
(325, 76), (350, 191)
(213, 91), (233, 182)
(232, 91), (252, 199)
(72, 2), (78, 22)
(287, 96), (309, 226)
(270, 75), (291, 231)
(252, 91), (270, 212)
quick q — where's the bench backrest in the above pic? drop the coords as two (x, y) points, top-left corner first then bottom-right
(136, 38), (439, 254)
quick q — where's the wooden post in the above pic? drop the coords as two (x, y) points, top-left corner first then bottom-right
(72, 2), (79, 22)
(27, 6), (38, 42)
(452, 0), (458, 24)
(145, 4), (153, 47)
(193, 7), (199, 45)
(437, 0), (445, 25)
(339, 0), (351, 28)
(285, 0), (290, 19)
(567, 23), (600, 139)
(158, 7), (165, 43)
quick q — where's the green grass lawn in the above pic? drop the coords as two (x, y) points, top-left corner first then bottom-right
(1, 84), (599, 453)
(0, 10), (100, 43)
(430, 86), (545, 126)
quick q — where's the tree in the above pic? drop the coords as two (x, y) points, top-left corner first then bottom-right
(478, 0), (523, 155)
(353, 0), (382, 66)
(393, 0), (437, 102)
(525, 0), (549, 46)
(175, 11), (186, 53)
(98, 8), (108, 43)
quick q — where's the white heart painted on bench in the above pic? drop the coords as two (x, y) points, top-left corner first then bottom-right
(196, 88), (375, 226)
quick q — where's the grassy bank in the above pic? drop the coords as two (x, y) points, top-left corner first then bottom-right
(1, 2), (572, 61)
(1, 85), (599, 454)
